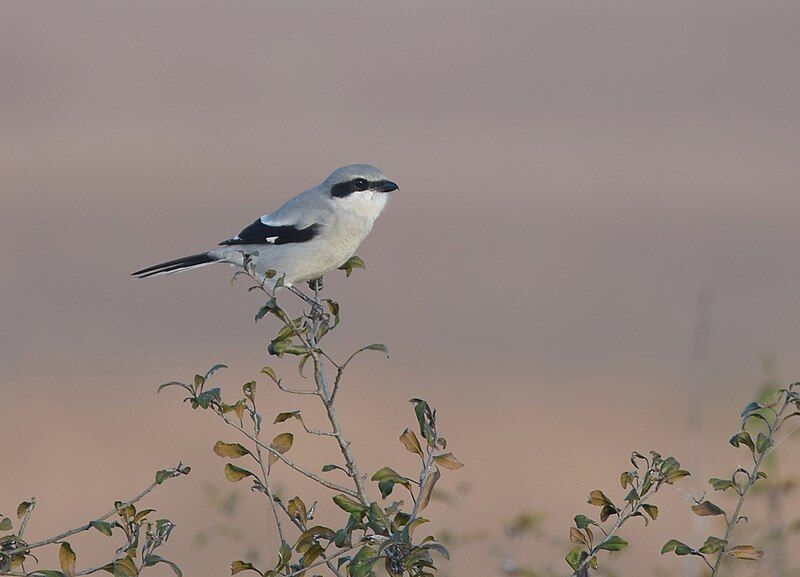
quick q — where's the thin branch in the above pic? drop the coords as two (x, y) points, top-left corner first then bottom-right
(283, 544), (360, 577)
(275, 382), (318, 395)
(273, 499), (346, 577)
(409, 432), (439, 520)
(3, 465), (188, 557)
(220, 414), (359, 498)
(252, 399), (287, 546)
(569, 479), (665, 577)
(708, 391), (797, 576)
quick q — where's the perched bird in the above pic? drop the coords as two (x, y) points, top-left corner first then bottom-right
(132, 164), (398, 289)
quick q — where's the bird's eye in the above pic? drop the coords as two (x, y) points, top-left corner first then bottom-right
(352, 178), (369, 190)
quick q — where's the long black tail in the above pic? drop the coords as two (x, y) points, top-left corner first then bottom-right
(132, 252), (217, 278)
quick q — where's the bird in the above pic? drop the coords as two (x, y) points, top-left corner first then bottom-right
(132, 164), (398, 290)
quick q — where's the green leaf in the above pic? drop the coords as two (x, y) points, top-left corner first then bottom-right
(596, 535), (628, 552)
(155, 469), (173, 485)
(224, 464), (254, 482)
(143, 555), (183, 577)
(691, 501), (725, 517)
(338, 256), (366, 277)
(194, 387), (221, 409)
(363, 343), (389, 357)
(371, 467), (412, 499)
(347, 546), (378, 577)
(155, 380), (188, 395)
(741, 401), (763, 419)
(709, 477), (737, 492)
(756, 432), (773, 454)
(90, 520), (114, 537)
(574, 515), (597, 529)
(332, 494), (367, 515)
(204, 364), (228, 381)
(213, 441), (251, 459)
(29, 572), (66, 577)
(322, 464), (347, 473)
(410, 398), (435, 443)
(59, 542), (76, 576)
(730, 431), (756, 453)
(661, 539), (696, 556)
(0, 518), (11, 531)
(641, 503), (659, 521)
(698, 536), (727, 555)
(665, 469), (691, 484)
(565, 546), (583, 571)
(421, 541), (450, 561)
(260, 366), (278, 383)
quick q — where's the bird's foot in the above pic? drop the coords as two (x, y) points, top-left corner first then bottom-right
(307, 277), (324, 292)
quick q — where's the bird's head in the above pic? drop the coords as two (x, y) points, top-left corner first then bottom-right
(322, 164), (399, 200)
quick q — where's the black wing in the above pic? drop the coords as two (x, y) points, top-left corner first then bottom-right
(219, 219), (321, 246)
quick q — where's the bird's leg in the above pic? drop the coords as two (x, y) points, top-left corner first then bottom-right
(307, 277), (323, 293)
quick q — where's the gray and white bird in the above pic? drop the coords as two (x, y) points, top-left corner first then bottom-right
(132, 164), (398, 288)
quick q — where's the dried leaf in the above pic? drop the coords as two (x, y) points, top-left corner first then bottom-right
(433, 453), (463, 470)
(268, 433), (294, 466)
(214, 441), (251, 459)
(59, 542), (76, 577)
(691, 501), (725, 517)
(224, 464), (254, 482)
(416, 468), (441, 512)
(729, 545), (764, 560)
(399, 429), (424, 458)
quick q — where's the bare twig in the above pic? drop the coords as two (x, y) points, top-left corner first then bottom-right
(3, 465), (188, 558)
(220, 414), (359, 498)
(251, 400), (287, 546)
(284, 544), (359, 577)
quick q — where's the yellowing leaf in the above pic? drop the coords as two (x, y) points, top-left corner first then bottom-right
(268, 433), (294, 466)
(400, 429), (424, 458)
(416, 468), (441, 512)
(691, 501), (725, 517)
(231, 561), (259, 575)
(213, 441), (251, 459)
(433, 453), (463, 470)
(569, 527), (587, 545)
(224, 463), (254, 482)
(16, 501), (32, 519)
(59, 542), (76, 577)
(729, 545), (764, 560)
(287, 497), (307, 521)
(260, 366), (278, 382)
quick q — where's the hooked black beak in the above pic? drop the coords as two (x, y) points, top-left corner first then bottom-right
(374, 180), (399, 193)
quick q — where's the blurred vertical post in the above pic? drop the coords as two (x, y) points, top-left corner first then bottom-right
(683, 287), (713, 577)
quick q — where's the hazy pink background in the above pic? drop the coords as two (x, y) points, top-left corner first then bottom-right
(3, 2), (800, 576)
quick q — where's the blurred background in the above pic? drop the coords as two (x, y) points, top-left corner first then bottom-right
(2, 2), (800, 575)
